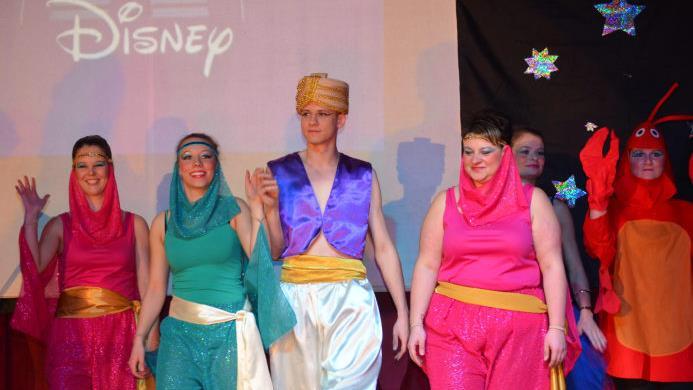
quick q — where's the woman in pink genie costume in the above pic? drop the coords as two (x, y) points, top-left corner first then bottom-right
(408, 110), (580, 389)
(12, 135), (155, 389)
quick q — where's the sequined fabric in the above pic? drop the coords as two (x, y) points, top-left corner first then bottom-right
(270, 279), (382, 390)
(424, 290), (550, 389)
(168, 160), (240, 239)
(157, 306), (239, 390)
(268, 152), (372, 259)
(47, 311), (137, 389)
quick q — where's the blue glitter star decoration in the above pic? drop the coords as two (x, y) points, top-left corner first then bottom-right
(524, 48), (558, 80)
(552, 175), (587, 208)
(594, 0), (645, 36)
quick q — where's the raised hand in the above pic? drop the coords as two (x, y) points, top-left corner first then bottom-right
(579, 128), (619, 212)
(244, 170), (264, 219)
(252, 167), (279, 210)
(15, 176), (50, 223)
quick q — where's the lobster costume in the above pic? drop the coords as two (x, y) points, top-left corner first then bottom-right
(580, 83), (693, 382)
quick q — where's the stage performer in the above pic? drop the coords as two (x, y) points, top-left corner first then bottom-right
(580, 83), (693, 389)
(261, 73), (409, 389)
(12, 135), (154, 389)
(128, 133), (295, 389)
(408, 110), (580, 389)
(512, 126), (609, 389)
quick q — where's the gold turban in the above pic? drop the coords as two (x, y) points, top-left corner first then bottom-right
(295, 73), (349, 114)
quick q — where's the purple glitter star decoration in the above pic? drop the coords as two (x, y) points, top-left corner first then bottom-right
(594, 0), (645, 36)
(524, 48), (558, 80)
(552, 175), (587, 208)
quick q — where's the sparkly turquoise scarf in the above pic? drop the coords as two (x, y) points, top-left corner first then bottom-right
(168, 160), (240, 239)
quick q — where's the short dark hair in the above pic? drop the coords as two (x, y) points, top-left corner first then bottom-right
(176, 132), (219, 153)
(511, 125), (545, 146)
(72, 135), (112, 160)
(462, 109), (512, 147)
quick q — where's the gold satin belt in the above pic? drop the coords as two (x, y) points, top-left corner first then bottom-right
(56, 286), (140, 318)
(281, 255), (366, 283)
(435, 281), (548, 313)
(435, 281), (566, 390)
(55, 287), (151, 389)
(168, 296), (244, 325)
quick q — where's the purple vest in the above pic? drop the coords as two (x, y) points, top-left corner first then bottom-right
(268, 152), (372, 259)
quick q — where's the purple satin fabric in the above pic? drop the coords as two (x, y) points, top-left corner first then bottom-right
(268, 152), (372, 259)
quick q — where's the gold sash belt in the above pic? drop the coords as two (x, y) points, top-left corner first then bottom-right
(56, 286), (140, 318)
(281, 255), (366, 284)
(168, 296), (244, 325)
(435, 281), (547, 313)
(55, 287), (151, 390)
(435, 281), (566, 390)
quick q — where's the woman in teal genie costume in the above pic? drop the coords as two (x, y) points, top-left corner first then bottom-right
(128, 132), (295, 389)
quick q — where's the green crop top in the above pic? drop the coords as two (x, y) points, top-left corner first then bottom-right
(165, 221), (247, 308)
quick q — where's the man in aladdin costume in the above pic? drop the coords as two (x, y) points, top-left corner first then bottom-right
(580, 83), (693, 388)
(258, 73), (409, 389)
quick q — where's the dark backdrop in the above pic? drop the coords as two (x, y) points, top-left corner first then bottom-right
(458, 0), (693, 290)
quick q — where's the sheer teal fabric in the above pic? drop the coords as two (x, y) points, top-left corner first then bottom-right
(168, 162), (240, 239)
(245, 227), (297, 350)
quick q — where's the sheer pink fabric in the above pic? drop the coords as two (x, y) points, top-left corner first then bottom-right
(10, 229), (59, 341)
(68, 164), (123, 245)
(457, 145), (528, 226)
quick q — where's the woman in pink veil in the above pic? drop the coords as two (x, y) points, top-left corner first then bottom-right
(408, 110), (580, 389)
(12, 135), (155, 389)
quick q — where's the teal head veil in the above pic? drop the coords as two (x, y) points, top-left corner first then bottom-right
(168, 144), (240, 239)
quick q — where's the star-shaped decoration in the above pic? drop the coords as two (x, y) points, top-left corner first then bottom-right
(594, 0), (645, 36)
(552, 175), (587, 208)
(585, 122), (598, 132)
(524, 48), (558, 80)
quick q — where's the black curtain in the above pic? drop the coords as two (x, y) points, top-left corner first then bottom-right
(458, 0), (693, 290)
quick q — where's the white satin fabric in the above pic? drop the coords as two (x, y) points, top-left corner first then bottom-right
(168, 297), (273, 390)
(235, 311), (273, 390)
(270, 279), (383, 390)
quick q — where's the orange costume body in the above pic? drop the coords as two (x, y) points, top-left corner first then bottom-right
(582, 84), (693, 382)
(584, 184), (692, 381)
